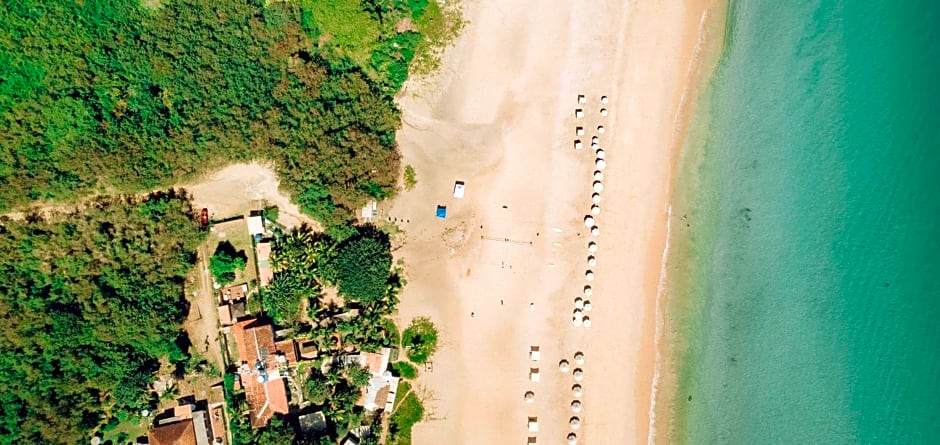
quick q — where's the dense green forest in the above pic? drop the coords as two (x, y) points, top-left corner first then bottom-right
(0, 0), (457, 227)
(0, 190), (204, 444)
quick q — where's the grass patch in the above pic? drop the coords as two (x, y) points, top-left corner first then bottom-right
(401, 317), (438, 364)
(403, 164), (417, 190)
(392, 361), (418, 379)
(302, 0), (382, 67)
(388, 386), (423, 445)
(412, 0), (466, 76)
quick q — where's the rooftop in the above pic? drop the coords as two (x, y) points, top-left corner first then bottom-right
(148, 419), (197, 445)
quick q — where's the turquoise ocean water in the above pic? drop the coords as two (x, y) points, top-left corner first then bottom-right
(670, 0), (940, 443)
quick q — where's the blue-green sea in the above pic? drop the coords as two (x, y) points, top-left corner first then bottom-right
(669, 0), (940, 443)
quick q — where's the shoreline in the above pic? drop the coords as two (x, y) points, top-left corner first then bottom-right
(389, 0), (725, 443)
(651, 1), (729, 443)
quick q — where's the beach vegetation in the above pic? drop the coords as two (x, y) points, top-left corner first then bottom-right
(209, 241), (248, 286)
(392, 361), (419, 379)
(401, 317), (439, 364)
(388, 385), (424, 445)
(410, 0), (466, 77)
(0, 190), (204, 444)
(404, 164), (418, 190)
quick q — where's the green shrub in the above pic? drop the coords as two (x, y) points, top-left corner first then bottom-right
(404, 165), (417, 190)
(389, 391), (424, 445)
(392, 361), (418, 379)
(401, 317), (438, 364)
(209, 241), (247, 285)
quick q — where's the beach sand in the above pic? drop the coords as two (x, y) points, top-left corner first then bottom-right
(388, 0), (720, 443)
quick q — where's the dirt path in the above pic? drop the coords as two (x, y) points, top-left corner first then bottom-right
(182, 242), (224, 368)
(2, 162), (318, 230)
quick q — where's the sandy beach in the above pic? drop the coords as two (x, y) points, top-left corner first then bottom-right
(388, 0), (720, 443)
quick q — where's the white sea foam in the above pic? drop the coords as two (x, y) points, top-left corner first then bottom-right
(648, 203), (673, 444)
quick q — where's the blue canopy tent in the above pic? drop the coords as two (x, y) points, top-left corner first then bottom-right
(436, 205), (447, 218)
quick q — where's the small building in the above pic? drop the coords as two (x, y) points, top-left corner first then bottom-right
(453, 181), (465, 199)
(360, 200), (378, 220)
(297, 411), (328, 436)
(352, 348), (400, 412)
(148, 400), (224, 445)
(218, 304), (234, 327)
(220, 283), (248, 302)
(247, 211), (265, 237)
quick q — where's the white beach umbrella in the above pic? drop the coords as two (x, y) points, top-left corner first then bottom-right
(600, 108), (608, 117)
(601, 95), (609, 104)
(583, 285), (593, 296)
(591, 142), (600, 151)
(588, 241), (598, 253)
(573, 368), (584, 382)
(593, 181), (604, 192)
(583, 215), (595, 227)
(591, 226), (600, 237)
(574, 351), (585, 365)
(592, 193), (602, 204)
(597, 125), (606, 134)
(592, 136), (599, 144)
(585, 270), (595, 281)
(572, 316), (583, 327)
(574, 297), (584, 309)
(595, 159), (607, 170)
(572, 384), (584, 397)
(571, 400), (583, 413)
(596, 149), (606, 159)
(594, 170), (604, 181)
(559, 359), (571, 372)
(583, 301), (592, 312)
(568, 433), (579, 445)
(583, 317), (592, 328)
(591, 205), (601, 216)
(570, 417), (581, 430)
(573, 308), (583, 318)
(524, 391), (535, 403)
(587, 256), (596, 267)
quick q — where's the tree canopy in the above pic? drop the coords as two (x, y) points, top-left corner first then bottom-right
(209, 241), (247, 285)
(329, 236), (393, 303)
(0, 190), (204, 444)
(0, 0), (436, 227)
(401, 317), (439, 364)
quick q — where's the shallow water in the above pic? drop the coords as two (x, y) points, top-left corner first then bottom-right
(669, 0), (940, 442)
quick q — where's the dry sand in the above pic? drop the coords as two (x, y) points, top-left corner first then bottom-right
(180, 162), (319, 229)
(389, 0), (721, 444)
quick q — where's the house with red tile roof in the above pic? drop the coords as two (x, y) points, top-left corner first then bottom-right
(148, 399), (226, 445)
(232, 318), (297, 428)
